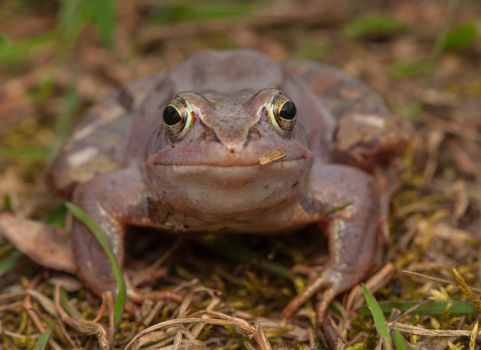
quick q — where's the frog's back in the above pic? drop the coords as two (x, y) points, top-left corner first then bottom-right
(45, 74), (163, 195)
(283, 60), (408, 168)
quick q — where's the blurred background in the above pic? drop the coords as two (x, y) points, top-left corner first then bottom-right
(1, 0), (481, 349)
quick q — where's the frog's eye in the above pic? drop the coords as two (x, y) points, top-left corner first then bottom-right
(162, 96), (194, 140)
(163, 106), (182, 126)
(267, 93), (297, 135)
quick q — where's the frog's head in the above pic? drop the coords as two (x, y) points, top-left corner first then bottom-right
(144, 87), (313, 220)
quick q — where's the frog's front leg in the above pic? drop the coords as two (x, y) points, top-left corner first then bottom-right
(71, 166), (165, 297)
(283, 163), (381, 323)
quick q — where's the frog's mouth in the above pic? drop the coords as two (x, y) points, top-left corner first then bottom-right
(152, 157), (307, 168)
(148, 142), (311, 168)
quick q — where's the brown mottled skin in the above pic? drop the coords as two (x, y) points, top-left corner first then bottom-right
(0, 50), (408, 323)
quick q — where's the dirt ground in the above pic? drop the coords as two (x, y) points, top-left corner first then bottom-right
(1, 0), (481, 349)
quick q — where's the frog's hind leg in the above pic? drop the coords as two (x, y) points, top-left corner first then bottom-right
(0, 213), (76, 273)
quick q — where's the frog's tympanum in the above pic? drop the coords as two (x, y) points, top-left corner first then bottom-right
(0, 50), (408, 323)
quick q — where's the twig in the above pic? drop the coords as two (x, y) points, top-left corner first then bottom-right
(392, 321), (481, 338)
(191, 297), (221, 338)
(142, 301), (163, 326)
(124, 311), (272, 350)
(0, 290), (25, 302)
(402, 270), (481, 293)
(23, 277), (63, 350)
(53, 284), (109, 350)
(0, 301), (22, 312)
(346, 263), (395, 311)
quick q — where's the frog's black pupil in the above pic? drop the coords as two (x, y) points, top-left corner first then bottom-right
(163, 106), (182, 126)
(279, 100), (296, 120)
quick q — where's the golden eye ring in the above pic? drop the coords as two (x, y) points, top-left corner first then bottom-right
(162, 96), (194, 140)
(267, 92), (297, 135)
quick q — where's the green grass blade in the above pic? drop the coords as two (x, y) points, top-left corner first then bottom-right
(2, 194), (13, 212)
(58, 0), (116, 51)
(0, 146), (50, 160)
(33, 329), (51, 350)
(58, 0), (86, 51)
(48, 84), (78, 160)
(0, 34), (54, 67)
(393, 329), (407, 350)
(59, 287), (82, 318)
(66, 202), (126, 326)
(258, 261), (292, 281)
(344, 14), (409, 40)
(359, 300), (479, 317)
(295, 41), (330, 60)
(405, 0), (461, 120)
(362, 284), (393, 350)
(43, 204), (68, 228)
(390, 61), (429, 78)
(441, 22), (477, 52)
(86, 0), (116, 48)
(0, 243), (15, 258)
(325, 201), (353, 215)
(0, 33), (9, 46)
(0, 250), (22, 276)
(151, 2), (254, 25)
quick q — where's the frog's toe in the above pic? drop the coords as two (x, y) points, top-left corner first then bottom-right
(0, 213), (77, 273)
(314, 284), (342, 324)
(282, 268), (362, 324)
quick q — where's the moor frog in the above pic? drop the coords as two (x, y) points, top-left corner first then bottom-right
(0, 49), (408, 323)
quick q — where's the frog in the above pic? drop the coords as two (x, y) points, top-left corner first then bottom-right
(0, 49), (408, 323)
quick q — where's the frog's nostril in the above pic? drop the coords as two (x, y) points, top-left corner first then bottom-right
(222, 141), (245, 153)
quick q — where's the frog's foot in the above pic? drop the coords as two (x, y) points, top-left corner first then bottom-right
(282, 266), (363, 324)
(0, 213), (77, 273)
